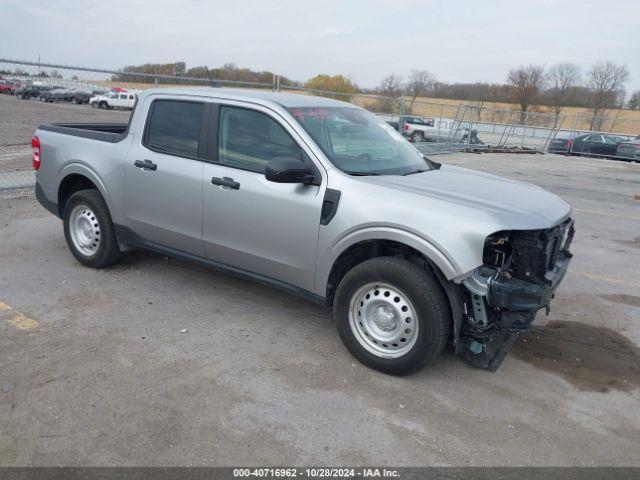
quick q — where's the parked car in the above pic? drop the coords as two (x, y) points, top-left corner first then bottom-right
(0, 79), (21, 94)
(39, 88), (76, 103)
(15, 85), (56, 100)
(403, 116), (478, 143)
(89, 91), (137, 109)
(615, 138), (640, 161)
(547, 136), (573, 154)
(566, 133), (627, 157)
(73, 89), (107, 104)
(33, 88), (573, 374)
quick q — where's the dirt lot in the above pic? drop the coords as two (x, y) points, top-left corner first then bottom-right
(0, 94), (130, 147)
(0, 98), (639, 466)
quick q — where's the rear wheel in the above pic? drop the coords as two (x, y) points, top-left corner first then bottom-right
(63, 190), (121, 268)
(333, 257), (450, 375)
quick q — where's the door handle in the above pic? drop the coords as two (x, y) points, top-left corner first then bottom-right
(211, 176), (240, 190)
(134, 159), (157, 171)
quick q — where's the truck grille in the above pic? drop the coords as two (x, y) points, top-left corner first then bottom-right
(488, 218), (573, 284)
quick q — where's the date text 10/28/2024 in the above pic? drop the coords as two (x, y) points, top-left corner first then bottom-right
(233, 468), (400, 478)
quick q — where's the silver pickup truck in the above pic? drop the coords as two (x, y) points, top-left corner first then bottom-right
(33, 88), (574, 374)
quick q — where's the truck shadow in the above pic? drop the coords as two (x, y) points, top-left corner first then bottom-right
(512, 320), (640, 392)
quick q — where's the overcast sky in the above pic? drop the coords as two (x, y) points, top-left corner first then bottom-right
(1, 0), (639, 91)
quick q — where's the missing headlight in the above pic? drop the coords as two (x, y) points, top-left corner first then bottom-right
(483, 231), (512, 270)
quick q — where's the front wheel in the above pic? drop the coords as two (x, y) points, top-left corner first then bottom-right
(63, 190), (121, 268)
(411, 131), (425, 143)
(333, 257), (450, 375)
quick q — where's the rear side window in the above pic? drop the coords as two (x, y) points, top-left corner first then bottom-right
(144, 100), (204, 158)
(218, 106), (302, 173)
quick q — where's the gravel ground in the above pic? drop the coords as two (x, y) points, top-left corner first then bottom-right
(0, 101), (639, 466)
(0, 94), (130, 147)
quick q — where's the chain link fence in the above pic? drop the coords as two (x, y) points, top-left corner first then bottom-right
(2, 58), (639, 191)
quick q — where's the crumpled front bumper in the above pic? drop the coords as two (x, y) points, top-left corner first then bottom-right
(458, 250), (573, 371)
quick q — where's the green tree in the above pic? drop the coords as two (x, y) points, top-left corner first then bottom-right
(304, 74), (358, 100)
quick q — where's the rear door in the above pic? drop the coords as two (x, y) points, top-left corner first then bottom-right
(201, 103), (325, 292)
(124, 97), (208, 256)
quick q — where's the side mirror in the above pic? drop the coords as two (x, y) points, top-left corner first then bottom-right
(265, 157), (317, 185)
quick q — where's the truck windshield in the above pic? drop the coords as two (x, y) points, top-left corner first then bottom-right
(288, 107), (431, 176)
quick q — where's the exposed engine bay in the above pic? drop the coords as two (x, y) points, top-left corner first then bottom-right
(457, 218), (575, 370)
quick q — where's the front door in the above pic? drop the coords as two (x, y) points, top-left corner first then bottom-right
(202, 104), (325, 292)
(125, 98), (207, 256)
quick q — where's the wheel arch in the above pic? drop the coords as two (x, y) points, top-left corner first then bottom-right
(56, 165), (112, 217)
(322, 237), (466, 345)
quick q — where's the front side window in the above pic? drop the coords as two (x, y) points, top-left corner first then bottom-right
(218, 106), (302, 173)
(144, 100), (204, 158)
(289, 107), (431, 175)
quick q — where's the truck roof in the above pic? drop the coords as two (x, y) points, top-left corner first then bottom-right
(139, 87), (354, 109)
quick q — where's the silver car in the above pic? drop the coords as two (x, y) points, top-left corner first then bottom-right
(33, 88), (573, 374)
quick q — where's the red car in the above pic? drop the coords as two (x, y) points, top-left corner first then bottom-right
(0, 80), (20, 94)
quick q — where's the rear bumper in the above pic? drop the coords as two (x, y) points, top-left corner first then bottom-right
(35, 182), (60, 218)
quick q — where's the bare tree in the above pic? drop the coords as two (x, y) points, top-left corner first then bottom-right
(506, 64), (546, 123)
(546, 63), (580, 117)
(377, 74), (403, 113)
(404, 70), (436, 112)
(379, 74), (403, 96)
(588, 61), (629, 130)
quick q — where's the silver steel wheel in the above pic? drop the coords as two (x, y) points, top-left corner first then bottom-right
(69, 204), (101, 257)
(348, 282), (419, 358)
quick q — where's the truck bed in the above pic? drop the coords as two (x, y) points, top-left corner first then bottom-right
(38, 123), (130, 143)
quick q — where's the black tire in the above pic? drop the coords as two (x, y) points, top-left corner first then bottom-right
(411, 131), (425, 143)
(63, 189), (121, 268)
(333, 257), (450, 375)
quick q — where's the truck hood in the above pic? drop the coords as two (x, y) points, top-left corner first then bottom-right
(363, 164), (571, 230)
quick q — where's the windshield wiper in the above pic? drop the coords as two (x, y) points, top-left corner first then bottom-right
(344, 171), (381, 176)
(402, 169), (428, 176)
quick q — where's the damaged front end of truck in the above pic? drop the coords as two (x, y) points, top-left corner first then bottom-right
(456, 218), (575, 371)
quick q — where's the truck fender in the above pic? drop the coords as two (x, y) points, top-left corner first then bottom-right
(56, 162), (114, 213)
(316, 226), (462, 296)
